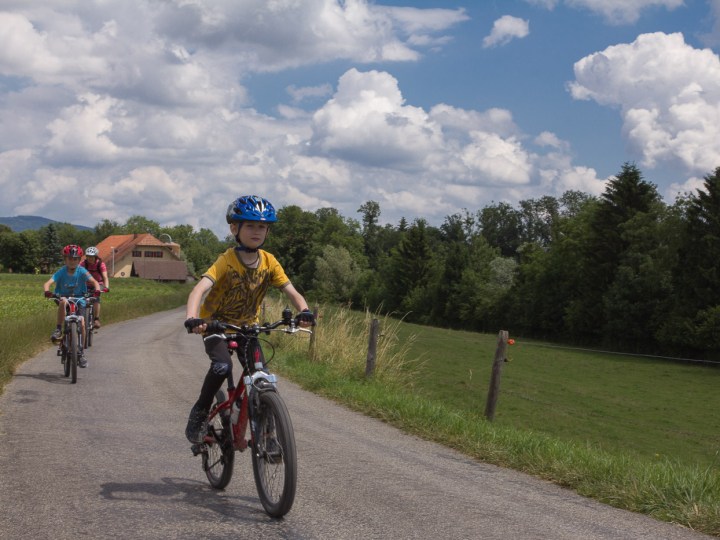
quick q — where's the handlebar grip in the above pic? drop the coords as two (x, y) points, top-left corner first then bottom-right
(205, 320), (225, 333)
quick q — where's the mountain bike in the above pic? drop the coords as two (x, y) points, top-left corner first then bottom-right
(190, 308), (311, 518)
(49, 292), (97, 383)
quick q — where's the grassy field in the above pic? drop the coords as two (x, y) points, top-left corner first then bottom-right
(0, 273), (192, 391)
(395, 322), (720, 469)
(268, 301), (720, 537)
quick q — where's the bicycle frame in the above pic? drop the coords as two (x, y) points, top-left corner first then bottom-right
(199, 311), (312, 452)
(204, 335), (283, 453)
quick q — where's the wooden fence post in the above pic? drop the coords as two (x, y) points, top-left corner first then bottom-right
(365, 318), (380, 378)
(484, 330), (509, 421)
(309, 306), (319, 360)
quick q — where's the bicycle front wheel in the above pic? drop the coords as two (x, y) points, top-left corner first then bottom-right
(69, 321), (78, 384)
(204, 390), (234, 489)
(62, 330), (71, 378)
(251, 390), (297, 518)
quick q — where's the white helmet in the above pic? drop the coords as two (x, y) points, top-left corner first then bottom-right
(86, 246), (99, 257)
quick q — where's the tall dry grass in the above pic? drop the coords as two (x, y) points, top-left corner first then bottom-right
(263, 297), (419, 384)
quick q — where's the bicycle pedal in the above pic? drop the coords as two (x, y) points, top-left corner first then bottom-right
(56, 349), (62, 356)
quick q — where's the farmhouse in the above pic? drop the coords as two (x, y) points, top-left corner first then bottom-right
(94, 233), (191, 282)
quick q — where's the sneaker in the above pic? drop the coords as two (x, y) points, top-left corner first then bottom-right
(79, 354), (88, 368)
(185, 405), (208, 444)
(94, 319), (101, 329)
(51, 329), (62, 342)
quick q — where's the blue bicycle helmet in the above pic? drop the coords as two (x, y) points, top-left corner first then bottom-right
(226, 195), (278, 224)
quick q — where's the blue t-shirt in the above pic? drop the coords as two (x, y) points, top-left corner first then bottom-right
(53, 266), (92, 299)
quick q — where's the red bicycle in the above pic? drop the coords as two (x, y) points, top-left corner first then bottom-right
(191, 308), (311, 517)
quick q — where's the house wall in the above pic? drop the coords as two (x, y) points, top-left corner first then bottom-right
(109, 245), (180, 278)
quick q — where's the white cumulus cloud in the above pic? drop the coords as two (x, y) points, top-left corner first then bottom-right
(569, 32), (720, 175)
(483, 15), (530, 48)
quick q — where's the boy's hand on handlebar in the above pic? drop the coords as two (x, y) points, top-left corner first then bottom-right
(184, 317), (207, 334)
(44, 291), (55, 298)
(295, 309), (315, 327)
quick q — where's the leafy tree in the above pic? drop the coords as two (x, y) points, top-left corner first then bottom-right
(559, 190), (594, 218)
(518, 195), (559, 246)
(565, 163), (661, 342)
(313, 208), (365, 267)
(123, 215), (161, 236)
(478, 202), (523, 257)
(385, 219), (433, 317)
(398, 217), (408, 232)
(659, 167), (720, 352)
(358, 201), (381, 269)
(601, 204), (675, 351)
(38, 223), (63, 273)
(265, 205), (319, 292)
(312, 245), (362, 303)
(94, 219), (123, 242)
(0, 230), (41, 273)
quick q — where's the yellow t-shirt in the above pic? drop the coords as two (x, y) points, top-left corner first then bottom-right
(199, 248), (289, 325)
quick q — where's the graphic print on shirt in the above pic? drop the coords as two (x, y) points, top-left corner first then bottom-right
(210, 266), (272, 324)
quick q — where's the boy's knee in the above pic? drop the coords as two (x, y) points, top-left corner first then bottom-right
(211, 362), (231, 376)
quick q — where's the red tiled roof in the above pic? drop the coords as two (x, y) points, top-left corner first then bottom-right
(95, 234), (179, 262)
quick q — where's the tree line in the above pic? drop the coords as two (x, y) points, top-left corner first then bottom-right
(2, 163), (719, 358)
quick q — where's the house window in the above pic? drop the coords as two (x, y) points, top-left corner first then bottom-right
(132, 250), (142, 257)
(144, 251), (164, 258)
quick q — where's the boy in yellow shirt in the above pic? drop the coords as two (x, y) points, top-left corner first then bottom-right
(183, 195), (314, 443)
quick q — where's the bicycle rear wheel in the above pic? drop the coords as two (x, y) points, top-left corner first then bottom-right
(85, 307), (93, 348)
(251, 390), (297, 518)
(69, 321), (78, 384)
(62, 330), (71, 378)
(203, 390), (234, 489)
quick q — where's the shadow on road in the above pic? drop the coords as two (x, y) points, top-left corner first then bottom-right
(99, 477), (266, 521)
(12, 371), (72, 386)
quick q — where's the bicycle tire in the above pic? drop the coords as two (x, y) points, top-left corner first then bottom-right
(69, 321), (78, 384)
(85, 308), (93, 348)
(204, 389), (234, 489)
(251, 390), (297, 518)
(62, 329), (71, 378)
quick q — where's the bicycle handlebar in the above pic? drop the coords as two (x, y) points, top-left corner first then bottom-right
(46, 289), (108, 300)
(204, 318), (313, 337)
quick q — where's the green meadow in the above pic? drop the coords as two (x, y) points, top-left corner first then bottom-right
(270, 302), (720, 536)
(397, 322), (720, 469)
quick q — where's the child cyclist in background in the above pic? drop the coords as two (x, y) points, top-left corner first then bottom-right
(43, 245), (101, 367)
(183, 195), (315, 443)
(81, 246), (110, 328)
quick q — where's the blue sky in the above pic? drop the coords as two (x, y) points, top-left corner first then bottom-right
(1, 0), (719, 237)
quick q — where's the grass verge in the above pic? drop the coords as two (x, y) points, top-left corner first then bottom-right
(263, 298), (720, 537)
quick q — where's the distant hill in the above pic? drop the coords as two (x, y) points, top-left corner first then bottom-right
(0, 215), (93, 232)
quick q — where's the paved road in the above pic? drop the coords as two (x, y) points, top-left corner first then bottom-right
(0, 308), (712, 539)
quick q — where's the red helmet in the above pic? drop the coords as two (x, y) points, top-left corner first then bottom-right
(62, 244), (83, 258)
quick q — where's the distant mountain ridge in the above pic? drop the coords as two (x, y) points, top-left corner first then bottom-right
(0, 215), (93, 232)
